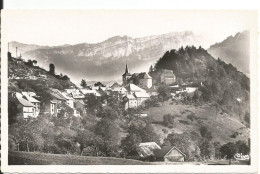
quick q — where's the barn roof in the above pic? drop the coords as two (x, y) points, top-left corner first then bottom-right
(154, 146), (186, 158)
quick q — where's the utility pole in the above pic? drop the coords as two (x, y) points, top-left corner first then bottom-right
(16, 47), (18, 58)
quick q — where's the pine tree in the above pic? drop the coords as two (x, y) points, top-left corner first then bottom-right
(80, 79), (87, 88)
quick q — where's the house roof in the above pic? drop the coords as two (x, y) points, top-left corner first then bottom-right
(138, 142), (161, 158)
(81, 89), (95, 94)
(71, 92), (85, 99)
(134, 92), (150, 98)
(48, 88), (67, 100)
(125, 84), (146, 92)
(124, 94), (136, 100)
(21, 92), (36, 97)
(16, 93), (35, 107)
(154, 146), (186, 158)
(94, 82), (106, 87)
(113, 87), (127, 92)
(22, 93), (40, 103)
(111, 82), (121, 88)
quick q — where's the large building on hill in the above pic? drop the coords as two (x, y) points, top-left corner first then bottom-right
(122, 63), (153, 89)
(159, 69), (176, 85)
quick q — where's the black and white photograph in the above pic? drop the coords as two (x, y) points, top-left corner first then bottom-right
(0, 6), (258, 173)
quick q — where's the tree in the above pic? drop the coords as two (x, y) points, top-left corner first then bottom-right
(235, 140), (250, 155)
(80, 79), (87, 88)
(121, 133), (142, 158)
(163, 114), (175, 127)
(220, 142), (237, 164)
(49, 63), (55, 75)
(158, 85), (171, 101)
(96, 106), (119, 120)
(94, 118), (121, 157)
(199, 138), (214, 160)
(149, 65), (154, 74)
(75, 130), (93, 155)
(199, 126), (213, 141)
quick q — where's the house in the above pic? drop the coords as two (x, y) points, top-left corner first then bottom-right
(40, 100), (57, 116)
(61, 92), (75, 108)
(40, 88), (67, 116)
(153, 146), (186, 162)
(125, 84), (146, 94)
(110, 82), (121, 88)
(185, 87), (198, 93)
(70, 91), (85, 101)
(123, 84), (150, 109)
(123, 94), (137, 110)
(159, 69), (176, 85)
(15, 93), (36, 118)
(21, 92), (40, 117)
(137, 142), (161, 158)
(112, 87), (127, 95)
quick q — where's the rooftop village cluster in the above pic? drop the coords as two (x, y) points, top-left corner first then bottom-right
(10, 63), (198, 119)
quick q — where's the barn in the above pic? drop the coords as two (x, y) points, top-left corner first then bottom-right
(153, 146), (186, 162)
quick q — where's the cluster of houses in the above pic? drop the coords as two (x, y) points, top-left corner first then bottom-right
(11, 88), (85, 119)
(10, 60), (199, 119)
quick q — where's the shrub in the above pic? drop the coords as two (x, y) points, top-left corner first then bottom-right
(179, 120), (190, 125)
(163, 114), (175, 127)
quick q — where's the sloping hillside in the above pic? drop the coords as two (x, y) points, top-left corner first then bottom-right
(8, 54), (76, 94)
(143, 101), (249, 145)
(152, 46), (250, 120)
(208, 31), (250, 76)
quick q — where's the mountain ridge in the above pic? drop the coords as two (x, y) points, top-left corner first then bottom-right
(207, 30), (250, 76)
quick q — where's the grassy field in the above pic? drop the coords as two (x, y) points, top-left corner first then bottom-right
(9, 151), (247, 165)
(8, 151), (145, 165)
(143, 101), (249, 144)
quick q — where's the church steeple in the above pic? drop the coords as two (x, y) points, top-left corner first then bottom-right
(122, 61), (131, 85)
(125, 63), (129, 74)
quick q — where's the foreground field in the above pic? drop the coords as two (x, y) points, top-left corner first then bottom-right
(9, 151), (145, 165)
(9, 151), (245, 165)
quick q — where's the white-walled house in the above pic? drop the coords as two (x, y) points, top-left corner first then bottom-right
(21, 92), (40, 117)
(15, 93), (36, 118)
(123, 84), (150, 109)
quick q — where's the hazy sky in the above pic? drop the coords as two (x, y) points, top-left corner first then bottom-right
(2, 10), (256, 46)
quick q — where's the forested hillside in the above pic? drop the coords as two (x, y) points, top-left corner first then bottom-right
(153, 46), (250, 120)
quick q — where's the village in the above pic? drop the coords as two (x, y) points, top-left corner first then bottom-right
(7, 44), (250, 165)
(8, 47), (204, 162)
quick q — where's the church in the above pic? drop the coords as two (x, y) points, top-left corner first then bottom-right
(122, 63), (153, 89)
